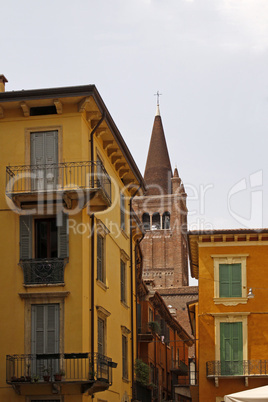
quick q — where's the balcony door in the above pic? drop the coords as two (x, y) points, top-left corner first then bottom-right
(220, 322), (243, 375)
(31, 304), (60, 376)
(30, 131), (58, 190)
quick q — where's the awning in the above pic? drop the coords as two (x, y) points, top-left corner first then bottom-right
(225, 385), (268, 401)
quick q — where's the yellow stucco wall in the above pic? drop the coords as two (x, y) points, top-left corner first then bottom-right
(0, 95), (139, 401)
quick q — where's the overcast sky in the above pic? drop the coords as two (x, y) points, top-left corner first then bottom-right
(2, 0), (268, 232)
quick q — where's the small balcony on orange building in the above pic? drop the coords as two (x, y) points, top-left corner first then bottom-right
(6, 352), (117, 396)
(6, 161), (111, 211)
(207, 360), (268, 386)
(170, 359), (189, 376)
(137, 323), (156, 343)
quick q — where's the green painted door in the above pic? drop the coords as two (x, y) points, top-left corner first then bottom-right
(220, 322), (243, 375)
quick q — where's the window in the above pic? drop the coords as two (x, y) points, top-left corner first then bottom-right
(31, 304), (60, 376)
(122, 335), (128, 379)
(149, 308), (154, 323)
(120, 259), (126, 303)
(120, 192), (125, 231)
(30, 131), (58, 191)
(98, 317), (105, 356)
(152, 213), (160, 230)
(213, 254), (248, 305)
(20, 214), (69, 260)
(214, 313), (248, 377)
(219, 263), (241, 298)
(162, 211), (170, 229)
(19, 214), (68, 285)
(97, 234), (105, 283)
(142, 213), (150, 230)
(220, 322), (242, 375)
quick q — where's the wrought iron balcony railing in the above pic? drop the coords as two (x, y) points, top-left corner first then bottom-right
(6, 353), (117, 394)
(6, 160), (111, 206)
(207, 360), (268, 378)
(19, 258), (67, 285)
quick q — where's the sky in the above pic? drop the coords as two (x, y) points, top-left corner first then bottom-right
(2, 0), (268, 233)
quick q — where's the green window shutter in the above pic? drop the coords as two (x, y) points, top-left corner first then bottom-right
(219, 263), (242, 297)
(219, 264), (230, 297)
(20, 215), (32, 260)
(57, 213), (69, 258)
(231, 264), (242, 297)
(220, 322), (243, 375)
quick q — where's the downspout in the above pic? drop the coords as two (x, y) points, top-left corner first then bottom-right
(129, 185), (142, 401)
(89, 113), (105, 369)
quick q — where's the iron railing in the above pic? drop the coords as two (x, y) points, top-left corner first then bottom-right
(19, 258), (67, 285)
(6, 353), (115, 384)
(207, 360), (268, 377)
(6, 161), (111, 203)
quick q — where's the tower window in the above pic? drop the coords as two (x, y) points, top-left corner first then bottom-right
(162, 212), (170, 229)
(152, 213), (160, 230)
(142, 213), (150, 230)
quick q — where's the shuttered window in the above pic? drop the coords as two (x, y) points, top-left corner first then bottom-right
(219, 263), (242, 298)
(30, 131), (58, 190)
(20, 214), (69, 259)
(98, 317), (105, 356)
(220, 322), (243, 375)
(120, 193), (125, 230)
(122, 335), (128, 379)
(120, 260), (126, 303)
(31, 304), (60, 376)
(97, 234), (105, 283)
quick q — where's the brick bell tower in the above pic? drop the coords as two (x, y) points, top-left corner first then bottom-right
(133, 103), (189, 289)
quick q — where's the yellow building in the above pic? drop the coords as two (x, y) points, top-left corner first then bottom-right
(188, 229), (268, 402)
(0, 75), (145, 402)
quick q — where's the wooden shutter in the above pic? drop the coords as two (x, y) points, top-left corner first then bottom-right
(31, 304), (59, 355)
(97, 235), (104, 282)
(122, 335), (128, 378)
(220, 322), (242, 375)
(231, 264), (242, 297)
(120, 260), (126, 302)
(120, 193), (125, 230)
(58, 213), (69, 258)
(20, 215), (32, 259)
(219, 264), (241, 297)
(98, 317), (104, 356)
(137, 304), (141, 333)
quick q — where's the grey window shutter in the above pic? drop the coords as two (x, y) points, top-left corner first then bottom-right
(20, 215), (32, 259)
(47, 304), (59, 354)
(31, 133), (45, 165)
(32, 304), (59, 355)
(98, 317), (104, 356)
(58, 213), (69, 258)
(45, 131), (58, 164)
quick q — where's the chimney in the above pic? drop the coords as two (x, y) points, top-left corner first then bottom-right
(0, 75), (8, 92)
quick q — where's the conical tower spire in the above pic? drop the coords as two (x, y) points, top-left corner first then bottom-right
(144, 101), (172, 196)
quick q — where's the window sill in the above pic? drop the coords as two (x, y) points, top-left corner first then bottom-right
(121, 229), (129, 239)
(96, 280), (108, 291)
(214, 297), (248, 306)
(121, 301), (129, 309)
(122, 377), (130, 383)
(24, 283), (65, 288)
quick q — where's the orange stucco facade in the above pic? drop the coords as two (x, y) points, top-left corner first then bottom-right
(189, 230), (268, 402)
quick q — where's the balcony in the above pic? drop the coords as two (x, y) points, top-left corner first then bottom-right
(207, 360), (268, 386)
(6, 161), (111, 211)
(19, 258), (67, 285)
(6, 353), (117, 395)
(170, 359), (189, 376)
(137, 324), (154, 343)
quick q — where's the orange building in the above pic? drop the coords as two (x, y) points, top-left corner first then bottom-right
(136, 274), (193, 401)
(188, 229), (268, 402)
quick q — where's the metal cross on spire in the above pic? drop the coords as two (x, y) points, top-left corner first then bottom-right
(154, 90), (162, 106)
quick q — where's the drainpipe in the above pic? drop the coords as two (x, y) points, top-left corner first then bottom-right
(129, 186), (142, 400)
(90, 214), (95, 361)
(88, 113), (105, 374)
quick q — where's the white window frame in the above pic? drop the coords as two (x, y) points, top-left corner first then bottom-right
(212, 254), (248, 306)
